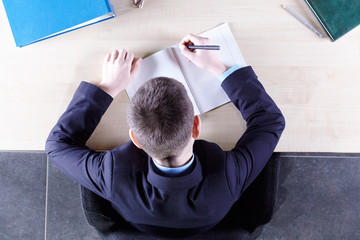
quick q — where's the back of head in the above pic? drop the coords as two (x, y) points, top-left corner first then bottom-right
(127, 77), (194, 161)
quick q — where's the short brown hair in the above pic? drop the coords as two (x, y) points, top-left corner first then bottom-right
(127, 77), (194, 161)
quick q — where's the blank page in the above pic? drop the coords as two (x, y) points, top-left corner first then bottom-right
(172, 23), (246, 114)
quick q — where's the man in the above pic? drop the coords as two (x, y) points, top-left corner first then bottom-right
(46, 34), (285, 238)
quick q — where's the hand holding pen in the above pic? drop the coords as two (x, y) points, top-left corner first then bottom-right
(179, 34), (227, 76)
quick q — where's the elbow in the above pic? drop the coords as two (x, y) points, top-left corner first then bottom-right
(45, 137), (63, 165)
(45, 126), (65, 158)
(279, 113), (286, 132)
(267, 112), (286, 139)
(45, 137), (54, 157)
(274, 112), (286, 140)
(45, 131), (59, 157)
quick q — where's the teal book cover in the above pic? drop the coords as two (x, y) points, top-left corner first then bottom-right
(305, 0), (360, 41)
(2, 0), (115, 47)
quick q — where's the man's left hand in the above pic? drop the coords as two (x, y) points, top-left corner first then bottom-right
(99, 49), (142, 98)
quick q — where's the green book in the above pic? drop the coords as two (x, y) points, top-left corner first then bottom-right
(305, 0), (360, 41)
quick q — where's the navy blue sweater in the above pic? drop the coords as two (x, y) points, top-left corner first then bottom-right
(45, 66), (285, 235)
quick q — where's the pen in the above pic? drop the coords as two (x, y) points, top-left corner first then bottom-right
(187, 45), (220, 50)
(281, 4), (323, 38)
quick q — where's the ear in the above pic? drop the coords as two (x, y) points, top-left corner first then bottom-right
(129, 129), (142, 149)
(192, 115), (201, 139)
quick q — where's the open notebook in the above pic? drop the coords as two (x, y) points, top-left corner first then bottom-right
(126, 23), (246, 115)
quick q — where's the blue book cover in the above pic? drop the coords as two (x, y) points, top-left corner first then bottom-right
(2, 0), (115, 47)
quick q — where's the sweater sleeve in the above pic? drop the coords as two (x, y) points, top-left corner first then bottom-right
(45, 81), (114, 199)
(221, 66), (285, 199)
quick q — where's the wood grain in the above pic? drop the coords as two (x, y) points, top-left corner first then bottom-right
(0, 0), (359, 152)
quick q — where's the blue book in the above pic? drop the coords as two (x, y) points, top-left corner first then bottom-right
(2, 0), (115, 47)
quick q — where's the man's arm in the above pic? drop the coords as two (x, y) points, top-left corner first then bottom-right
(221, 67), (285, 197)
(180, 34), (285, 199)
(45, 50), (141, 198)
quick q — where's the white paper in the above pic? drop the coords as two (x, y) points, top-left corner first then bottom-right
(126, 23), (245, 115)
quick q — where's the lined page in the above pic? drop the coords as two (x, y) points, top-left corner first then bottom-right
(125, 48), (200, 115)
(172, 23), (246, 114)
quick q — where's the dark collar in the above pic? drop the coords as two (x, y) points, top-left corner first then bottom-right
(147, 155), (203, 191)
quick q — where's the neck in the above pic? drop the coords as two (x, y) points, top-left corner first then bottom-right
(154, 138), (194, 168)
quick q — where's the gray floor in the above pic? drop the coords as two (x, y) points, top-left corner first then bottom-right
(259, 153), (360, 240)
(0, 152), (359, 240)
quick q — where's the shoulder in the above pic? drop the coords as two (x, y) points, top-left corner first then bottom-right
(193, 139), (223, 153)
(110, 141), (149, 170)
(193, 140), (227, 168)
(193, 140), (242, 165)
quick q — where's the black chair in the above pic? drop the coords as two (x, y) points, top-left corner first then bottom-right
(80, 153), (281, 240)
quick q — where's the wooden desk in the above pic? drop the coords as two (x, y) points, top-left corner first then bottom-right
(0, 0), (359, 152)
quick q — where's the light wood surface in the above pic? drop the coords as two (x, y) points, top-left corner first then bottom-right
(0, 0), (359, 152)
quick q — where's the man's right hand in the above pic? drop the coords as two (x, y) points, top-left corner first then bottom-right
(179, 34), (227, 77)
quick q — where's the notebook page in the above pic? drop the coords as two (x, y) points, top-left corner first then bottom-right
(126, 48), (200, 115)
(172, 23), (246, 114)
